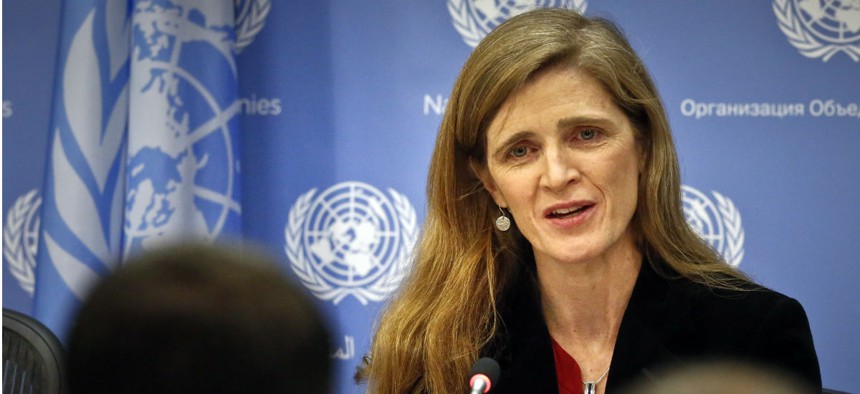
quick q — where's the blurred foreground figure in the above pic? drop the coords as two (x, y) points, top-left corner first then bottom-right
(67, 244), (331, 394)
(622, 361), (815, 394)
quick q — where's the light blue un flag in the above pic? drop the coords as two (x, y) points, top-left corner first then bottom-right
(35, 0), (243, 341)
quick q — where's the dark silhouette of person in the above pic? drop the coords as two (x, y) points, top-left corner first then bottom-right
(67, 243), (332, 394)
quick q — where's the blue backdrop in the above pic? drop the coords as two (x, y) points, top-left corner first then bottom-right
(4, 1), (859, 392)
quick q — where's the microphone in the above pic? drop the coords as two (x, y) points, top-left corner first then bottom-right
(468, 357), (500, 394)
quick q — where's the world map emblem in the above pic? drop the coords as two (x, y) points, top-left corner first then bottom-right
(448, 0), (588, 47)
(123, 1), (243, 253)
(682, 185), (745, 267)
(774, 0), (860, 62)
(285, 182), (417, 305)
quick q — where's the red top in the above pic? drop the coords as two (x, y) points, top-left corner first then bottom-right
(551, 337), (583, 394)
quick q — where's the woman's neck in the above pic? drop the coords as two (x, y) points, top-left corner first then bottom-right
(536, 237), (642, 382)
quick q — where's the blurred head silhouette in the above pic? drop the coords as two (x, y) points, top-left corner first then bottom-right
(622, 360), (815, 394)
(68, 243), (332, 394)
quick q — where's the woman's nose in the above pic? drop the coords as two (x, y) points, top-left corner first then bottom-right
(539, 148), (580, 192)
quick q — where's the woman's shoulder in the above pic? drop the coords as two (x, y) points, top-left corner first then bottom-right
(667, 271), (803, 322)
(655, 267), (807, 334)
(634, 261), (815, 358)
(649, 268), (821, 388)
(639, 258), (793, 316)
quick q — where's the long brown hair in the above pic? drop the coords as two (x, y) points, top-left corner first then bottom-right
(358, 8), (749, 393)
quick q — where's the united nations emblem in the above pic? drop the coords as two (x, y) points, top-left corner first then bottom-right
(124, 1), (243, 253)
(774, 0), (860, 62)
(682, 185), (745, 267)
(3, 190), (42, 295)
(39, 1), (247, 300)
(448, 0), (588, 47)
(284, 182), (418, 305)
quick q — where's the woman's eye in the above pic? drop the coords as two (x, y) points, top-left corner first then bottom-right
(510, 146), (528, 157)
(580, 128), (598, 140)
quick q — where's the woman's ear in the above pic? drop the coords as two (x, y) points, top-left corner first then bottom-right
(469, 159), (507, 208)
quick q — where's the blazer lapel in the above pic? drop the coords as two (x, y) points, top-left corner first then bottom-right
(606, 260), (696, 392)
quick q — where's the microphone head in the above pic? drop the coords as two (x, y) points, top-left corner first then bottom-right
(469, 357), (501, 392)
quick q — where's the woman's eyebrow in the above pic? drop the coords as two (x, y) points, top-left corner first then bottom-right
(556, 115), (615, 130)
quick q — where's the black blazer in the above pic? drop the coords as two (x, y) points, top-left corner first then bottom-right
(482, 260), (821, 393)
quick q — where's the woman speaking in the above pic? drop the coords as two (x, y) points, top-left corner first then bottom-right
(358, 8), (820, 394)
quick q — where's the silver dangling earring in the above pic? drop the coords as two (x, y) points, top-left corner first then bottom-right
(495, 206), (511, 232)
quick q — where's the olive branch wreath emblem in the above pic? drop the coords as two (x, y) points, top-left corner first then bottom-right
(712, 190), (745, 267)
(284, 186), (417, 305)
(447, 0), (588, 48)
(773, 0), (860, 62)
(234, 0), (271, 53)
(4, 190), (42, 295)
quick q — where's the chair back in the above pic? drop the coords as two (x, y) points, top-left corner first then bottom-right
(3, 308), (66, 394)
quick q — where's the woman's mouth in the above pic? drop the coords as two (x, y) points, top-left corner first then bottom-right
(547, 204), (593, 219)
